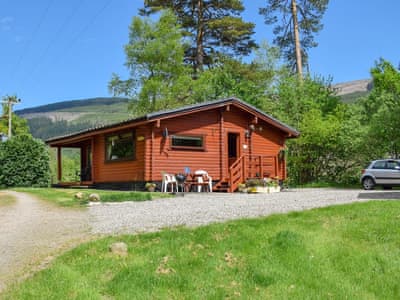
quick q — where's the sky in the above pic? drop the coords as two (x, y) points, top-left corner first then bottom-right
(0, 0), (399, 110)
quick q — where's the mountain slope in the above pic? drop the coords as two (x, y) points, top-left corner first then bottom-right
(333, 79), (372, 103)
(16, 97), (133, 140)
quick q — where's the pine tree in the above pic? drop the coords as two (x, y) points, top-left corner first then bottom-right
(259, 0), (328, 78)
(140, 0), (257, 75)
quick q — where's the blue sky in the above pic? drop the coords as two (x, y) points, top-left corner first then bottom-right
(0, 0), (399, 109)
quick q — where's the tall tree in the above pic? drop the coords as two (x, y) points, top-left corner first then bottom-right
(109, 10), (192, 114)
(259, 0), (328, 77)
(140, 0), (257, 74)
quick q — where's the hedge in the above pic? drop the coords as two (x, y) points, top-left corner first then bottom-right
(0, 135), (51, 187)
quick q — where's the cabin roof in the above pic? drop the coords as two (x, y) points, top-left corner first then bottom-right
(46, 97), (299, 145)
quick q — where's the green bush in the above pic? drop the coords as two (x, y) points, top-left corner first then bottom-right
(0, 135), (51, 187)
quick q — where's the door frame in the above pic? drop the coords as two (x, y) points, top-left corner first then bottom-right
(226, 131), (241, 170)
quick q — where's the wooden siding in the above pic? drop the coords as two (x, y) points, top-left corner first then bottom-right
(248, 116), (286, 179)
(91, 126), (146, 183)
(145, 110), (222, 181)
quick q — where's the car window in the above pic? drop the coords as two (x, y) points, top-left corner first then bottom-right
(364, 161), (372, 169)
(386, 161), (400, 169)
(372, 161), (386, 169)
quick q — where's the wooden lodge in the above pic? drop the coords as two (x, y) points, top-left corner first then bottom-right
(46, 98), (299, 192)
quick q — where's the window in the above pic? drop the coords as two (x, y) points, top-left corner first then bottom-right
(386, 161), (400, 169)
(171, 135), (205, 150)
(372, 161), (386, 169)
(105, 131), (135, 162)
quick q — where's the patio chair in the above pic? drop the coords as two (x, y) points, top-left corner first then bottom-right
(161, 173), (178, 193)
(194, 170), (213, 192)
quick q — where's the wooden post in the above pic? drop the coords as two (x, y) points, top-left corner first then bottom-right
(243, 155), (247, 181)
(90, 137), (94, 182)
(259, 156), (263, 178)
(57, 147), (62, 182)
(274, 156), (278, 177)
(151, 126), (155, 181)
(220, 110), (225, 181)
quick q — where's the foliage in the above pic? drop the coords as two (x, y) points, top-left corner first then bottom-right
(358, 59), (400, 158)
(109, 10), (193, 114)
(0, 135), (50, 187)
(260, 0), (328, 72)
(190, 55), (275, 108)
(27, 117), (94, 140)
(288, 105), (365, 184)
(264, 74), (367, 185)
(268, 74), (340, 127)
(16, 188), (171, 208)
(141, 0), (257, 73)
(5, 201), (400, 298)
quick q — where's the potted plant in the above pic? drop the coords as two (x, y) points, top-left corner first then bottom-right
(266, 178), (281, 193)
(244, 178), (281, 193)
(237, 183), (247, 193)
(145, 182), (157, 192)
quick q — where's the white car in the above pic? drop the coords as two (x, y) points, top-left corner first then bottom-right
(361, 159), (400, 190)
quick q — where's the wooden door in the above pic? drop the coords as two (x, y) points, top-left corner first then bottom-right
(227, 132), (240, 167)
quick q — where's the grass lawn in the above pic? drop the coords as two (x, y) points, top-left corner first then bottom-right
(3, 200), (400, 299)
(14, 188), (171, 207)
(0, 192), (16, 206)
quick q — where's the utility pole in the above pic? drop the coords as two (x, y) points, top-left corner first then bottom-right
(1, 95), (20, 138)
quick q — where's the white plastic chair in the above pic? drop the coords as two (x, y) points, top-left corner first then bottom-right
(161, 173), (178, 193)
(194, 170), (212, 192)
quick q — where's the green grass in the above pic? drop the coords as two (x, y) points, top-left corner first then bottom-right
(4, 201), (400, 299)
(0, 193), (16, 206)
(14, 188), (170, 207)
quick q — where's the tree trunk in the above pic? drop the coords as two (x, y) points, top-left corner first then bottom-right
(291, 0), (303, 79)
(195, 0), (204, 75)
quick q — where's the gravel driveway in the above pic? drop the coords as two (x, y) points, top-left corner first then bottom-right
(89, 188), (400, 234)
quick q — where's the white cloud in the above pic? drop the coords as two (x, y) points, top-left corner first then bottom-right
(1, 16), (14, 31)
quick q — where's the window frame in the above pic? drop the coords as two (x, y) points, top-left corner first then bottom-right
(170, 134), (206, 151)
(104, 130), (136, 163)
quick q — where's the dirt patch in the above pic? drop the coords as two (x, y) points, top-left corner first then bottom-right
(0, 191), (90, 293)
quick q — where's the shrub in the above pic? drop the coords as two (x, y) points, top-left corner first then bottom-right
(0, 135), (51, 187)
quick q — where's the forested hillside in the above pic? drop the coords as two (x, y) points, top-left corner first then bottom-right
(15, 97), (129, 114)
(15, 97), (132, 140)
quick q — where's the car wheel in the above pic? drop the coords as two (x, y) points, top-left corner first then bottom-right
(362, 177), (375, 190)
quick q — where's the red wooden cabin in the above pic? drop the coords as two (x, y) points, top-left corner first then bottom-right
(46, 98), (299, 192)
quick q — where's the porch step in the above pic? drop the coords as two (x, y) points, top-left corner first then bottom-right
(213, 180), (230, 193)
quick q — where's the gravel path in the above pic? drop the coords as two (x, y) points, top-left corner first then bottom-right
(0, 191), (89, 292)
(89, 188), (400, 235)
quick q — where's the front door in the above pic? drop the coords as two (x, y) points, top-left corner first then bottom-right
(228, 133), (240, 167)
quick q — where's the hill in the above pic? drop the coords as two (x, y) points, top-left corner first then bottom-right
(333, 79), (372, 103)
(16, 97), (133, 140)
